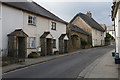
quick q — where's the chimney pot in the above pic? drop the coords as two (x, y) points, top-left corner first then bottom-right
(86, 11), (92, 17)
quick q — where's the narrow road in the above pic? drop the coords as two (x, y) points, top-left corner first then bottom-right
(3, 45), (115, 78)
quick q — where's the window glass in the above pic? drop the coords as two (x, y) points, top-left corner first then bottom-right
(28, 37), (36, 48)
(51, 22), (56, 30)
(28, 16), (36, 25)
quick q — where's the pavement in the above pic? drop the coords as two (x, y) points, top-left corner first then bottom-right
(78, 50), (118, 78)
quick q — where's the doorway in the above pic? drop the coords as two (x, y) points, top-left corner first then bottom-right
(17, 37), (26, 58)
(64, 40), (68, 53)
(46, 38), (52, 55)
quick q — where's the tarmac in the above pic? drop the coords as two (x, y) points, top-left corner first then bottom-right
(2, 46), (119, 79)
(2, 50), (81, 74)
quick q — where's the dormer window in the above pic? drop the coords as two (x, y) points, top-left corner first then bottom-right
(28, 16), (36, 25)
(51, 22), (56, 30)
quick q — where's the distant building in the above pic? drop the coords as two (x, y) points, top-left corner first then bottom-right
(69, 12), (105, 47)
(67, 24), (91, 51)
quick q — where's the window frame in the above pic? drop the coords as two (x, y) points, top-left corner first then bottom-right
(28, 15), (36, 26)
(51, 22), (56, 30)
(27, 37), (36, 49)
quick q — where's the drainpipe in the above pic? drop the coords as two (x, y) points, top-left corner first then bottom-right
(114, 20), (116, 52)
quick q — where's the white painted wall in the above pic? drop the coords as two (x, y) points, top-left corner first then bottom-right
(115, 7), (120, 54)
(2, 4), (23, 56)
(23, 12), (67, 55)
(0, 3), (2, 57)
(49, 20), (67, 52)
(23, 12), (50, 55)
(92, 28), (105, 47)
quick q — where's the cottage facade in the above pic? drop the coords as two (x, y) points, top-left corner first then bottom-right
(112, 0), (120, 55)
(1, 1), (68, 57)
(1, 3), (24, 56)
(70, 12), (105, 47)
(0, 2), (2, 56)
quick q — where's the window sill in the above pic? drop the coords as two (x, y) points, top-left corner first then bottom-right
(27, 48), (36, 49)
(28, 24), (36, 26)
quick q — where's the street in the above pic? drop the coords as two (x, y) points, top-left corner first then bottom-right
(3, 45), (115, 78)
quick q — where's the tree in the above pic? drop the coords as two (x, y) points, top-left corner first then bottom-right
(81, 38), (88, 49)
(105, 32), (114, 42)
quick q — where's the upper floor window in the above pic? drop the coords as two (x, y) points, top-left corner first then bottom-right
(51, 22), (56, 30)
(28, 16), (36, 25)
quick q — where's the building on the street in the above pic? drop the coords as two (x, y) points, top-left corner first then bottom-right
(67, 24), (91, 51)
(100, 24), (107, 38)
(1, 1), (68, 57)
(69, 12), (105, 47)
(112, 0), (120, 55)
(0, 2), (2, 57)
(107, 26), (115, 38)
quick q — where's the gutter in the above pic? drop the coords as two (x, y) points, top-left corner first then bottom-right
(112, 1), (120, 20)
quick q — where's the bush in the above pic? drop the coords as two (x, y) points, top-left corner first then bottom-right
(28, 52), (40, 58)
(81, 38), (88, 49)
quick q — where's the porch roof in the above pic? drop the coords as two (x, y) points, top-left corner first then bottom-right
(8, 29), (28, 37)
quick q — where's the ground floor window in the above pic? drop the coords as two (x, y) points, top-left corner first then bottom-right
(27, 37), (36, 48)
(53, 39), (56, 48)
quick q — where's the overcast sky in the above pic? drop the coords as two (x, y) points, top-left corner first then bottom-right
(33, 1), (113, 26)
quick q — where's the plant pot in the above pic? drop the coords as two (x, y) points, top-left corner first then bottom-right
(112, 52), (115, 57)
(115, 58), (120, 64)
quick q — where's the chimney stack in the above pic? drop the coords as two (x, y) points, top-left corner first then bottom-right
(86, 11), (92, 17)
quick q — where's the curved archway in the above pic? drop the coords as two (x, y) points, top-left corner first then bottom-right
(71, 34), (81, 49)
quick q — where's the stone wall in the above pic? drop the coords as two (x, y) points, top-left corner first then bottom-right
(67, 26), (90, 52)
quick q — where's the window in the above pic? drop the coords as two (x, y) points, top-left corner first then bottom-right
(28, 37), (36, 48)
(51, 22), (56, 30)
(53, 39), (56, 48)
(28, 16), (36, 25)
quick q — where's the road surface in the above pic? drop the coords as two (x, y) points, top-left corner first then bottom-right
(3, 45), (115, 78)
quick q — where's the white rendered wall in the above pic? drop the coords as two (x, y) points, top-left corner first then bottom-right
(2, 5), (23, 56)
(0, 3), (2, 57)
(23, 12), (50, 56)
(49, 20), (67, 52)
(23, 12), (67, 55)
(115, 7), (120, 54)
(92, 28), (105, 47)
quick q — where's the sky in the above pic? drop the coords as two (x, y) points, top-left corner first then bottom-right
(33, 1), (113, 26)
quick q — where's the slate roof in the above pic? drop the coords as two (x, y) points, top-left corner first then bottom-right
(70, 13), (105, 32)
(70, 24), (89, 35)
(59, 34), (67, 40)
(3, 2), (68, 24)
(8, 29), (28, 37)
(40, 32), (51, 38)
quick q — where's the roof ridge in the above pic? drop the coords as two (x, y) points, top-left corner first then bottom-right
(3, 2), (68, 24)
(78, 12), (105, 32)
(33, 2), (65, 22)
